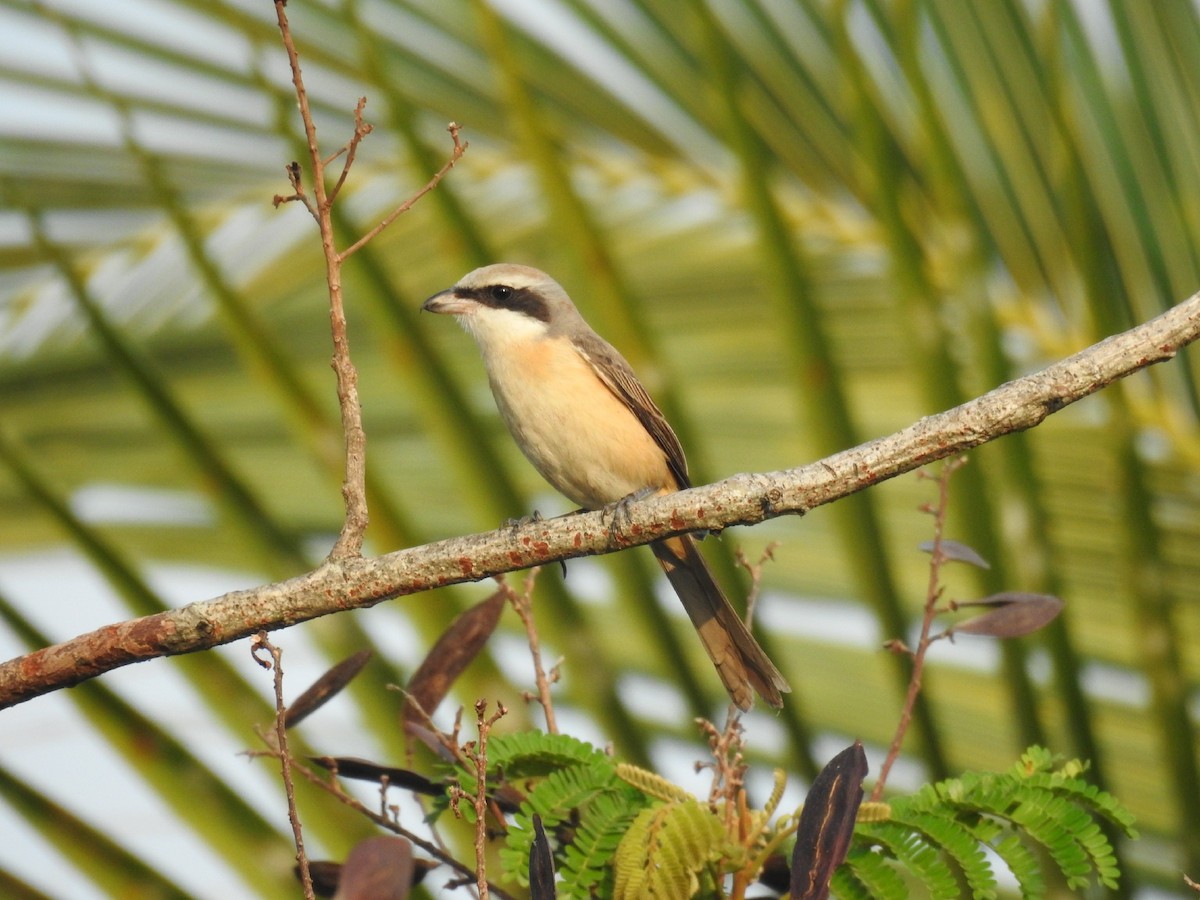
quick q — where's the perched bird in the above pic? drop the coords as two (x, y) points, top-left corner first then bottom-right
(423, 264), (789, 710)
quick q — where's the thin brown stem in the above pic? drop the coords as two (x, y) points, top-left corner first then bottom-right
(325, 97), (373, 206)
(502, 570), (559, 733)
(251, 633), (315, 900)
(258, 748), (519, 900)
(464, 700), (508, 900)
(271, 0), (368, 558)
(272, 160), (317, 217)
(871, 458), (966, 801)
(735, 542), (779, 627)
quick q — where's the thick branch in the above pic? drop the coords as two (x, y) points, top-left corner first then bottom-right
(1, 292), (1198, 708)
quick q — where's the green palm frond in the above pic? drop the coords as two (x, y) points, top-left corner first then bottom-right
(1, 1), (1198, 896)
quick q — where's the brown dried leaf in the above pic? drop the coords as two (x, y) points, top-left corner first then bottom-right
(300, 856), (436, 899)
(310, 756), (440, 795)
(402, 590), (506, 728)
(333, 836), (413, 900)
(791, 742), (868, 900)
(951, 592), (1064, 638)
(918, 539), (990, 569)
(284, 649), (372, 729)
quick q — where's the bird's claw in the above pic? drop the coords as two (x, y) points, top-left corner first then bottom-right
(503, 509), (544, 531)
(605, 486), (657, 544)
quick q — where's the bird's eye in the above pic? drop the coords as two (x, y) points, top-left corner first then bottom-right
(490, 285), (513, 303)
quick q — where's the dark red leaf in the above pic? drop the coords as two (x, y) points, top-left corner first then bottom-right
(334, 836), (413, 900)
(310, 756), (440, 795)
(951, 593), (1064, 638)
(285, 650), (372, 729)
(402, 590), (506, 728)
(299, 855), (436, 897)
(791, 742), (868, 900)
(298, 860), (341, 898)
(403, 722), (458, 763)
(756, 854), (791, 892)
(529, 813), (557, 898)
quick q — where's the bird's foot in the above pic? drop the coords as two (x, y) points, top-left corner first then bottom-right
(605, 486), (657, 544)
(503, 508), (544, 531)
(504, 509), (568, 576)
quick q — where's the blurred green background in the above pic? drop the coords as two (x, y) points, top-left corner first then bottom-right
(1, 0), (1198, 896)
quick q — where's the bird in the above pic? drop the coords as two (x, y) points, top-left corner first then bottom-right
(422, 263), (789, 710)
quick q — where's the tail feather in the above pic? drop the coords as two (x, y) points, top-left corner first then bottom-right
(650, 535), (789, 710)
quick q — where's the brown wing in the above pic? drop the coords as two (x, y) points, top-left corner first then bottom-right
(572, 332), (690, 490)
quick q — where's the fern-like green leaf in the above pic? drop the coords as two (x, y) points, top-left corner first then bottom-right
(559, 791), (649, 900)
(500, 762), (631, 886)
(613, 799), (726, 900)
(1022, 772), (1138, 837)
(616, 762), (692, 802)
(520, 761), (624, 820)
(863, 750), (1136, 897)
(988, 832), (1044, 898)
(484, 731), (614, 779)
(886, 809), (998, 899)
(829, 864), (875, 900)
(856, 821), (959, 899)
(843, 847), (908, 900)
(1004, 795), (1094, 888)
(433, 731), (617, 824)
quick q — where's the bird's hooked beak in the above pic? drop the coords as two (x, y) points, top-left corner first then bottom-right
(421, 288), (473, 316)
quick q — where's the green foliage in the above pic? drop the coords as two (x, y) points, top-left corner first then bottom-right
(854, 821), (960, 898)
(558, 791), (646, 899)
(851, 746), (1137, 898)
(432, 731), (652, 896)
(433, 731), (1134, 899)
(430, 730), (616, 821)
(501, 762), (647, 897)
(483, 731), (613, 780)
(612, 798), (728, 900)
(841, 846), (909, 900)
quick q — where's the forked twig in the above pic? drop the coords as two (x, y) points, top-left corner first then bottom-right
(871, 458), (967, 801)
(449, 700), (508, 899)
(339, 122), (468, 261)
(250, 633), (315, 900)
(501, 570), (560, 733)
(269, 1), (467, 559)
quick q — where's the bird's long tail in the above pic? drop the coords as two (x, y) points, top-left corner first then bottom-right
(650, 535), (790, 710)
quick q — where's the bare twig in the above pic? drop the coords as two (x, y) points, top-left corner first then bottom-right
(338, 122), (468, 261)
(250, 746), (519, 900)
(269, 4), (467, 560)
(695, 715), (770, 900)
(871, 458), (966, 801)
(3, 291), (1199, 707)
(250, 633), (315, 900)
(460, 699), (508, 899)
(735, 542), (779, 627)
(272, 160), (315, 216)
(325, 97), (373, 206)
(271, 0), (367, 558)
(501, 570), (559, 734)
(695, 715), (746, 816)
